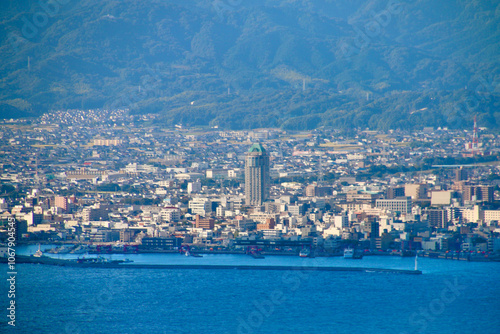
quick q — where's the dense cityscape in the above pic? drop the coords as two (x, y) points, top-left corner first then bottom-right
(3, 1), (500, 333)
(1, 109), (500, 260)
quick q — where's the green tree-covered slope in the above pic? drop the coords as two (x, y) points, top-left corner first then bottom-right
(0, 0), (499, 130)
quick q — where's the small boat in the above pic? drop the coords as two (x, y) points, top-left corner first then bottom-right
(250, 251), (265, 259)
(299, 248), (311, 258)
(184, 250), (203, 257)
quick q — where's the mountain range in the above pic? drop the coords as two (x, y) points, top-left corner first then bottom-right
(1, 0), (499, 130)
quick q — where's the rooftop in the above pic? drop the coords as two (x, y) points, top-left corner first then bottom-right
(248, 143), (266, 153)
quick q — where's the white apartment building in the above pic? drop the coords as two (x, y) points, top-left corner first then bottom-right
(375, 197), (412, 213)
(188, 198), (212, 216)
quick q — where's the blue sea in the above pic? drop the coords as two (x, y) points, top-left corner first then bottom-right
(1, 245), (499, 334)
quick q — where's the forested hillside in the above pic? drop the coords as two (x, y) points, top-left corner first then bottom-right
(1, 0), (499, 130)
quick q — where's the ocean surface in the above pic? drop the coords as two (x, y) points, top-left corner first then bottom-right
(1, 245), (499, 334)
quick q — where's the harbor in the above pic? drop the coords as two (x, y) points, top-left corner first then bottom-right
(19, 242), (500, 262)
(6, 244), (500, 276)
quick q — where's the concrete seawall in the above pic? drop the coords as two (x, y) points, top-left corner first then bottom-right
(113, 264), (422, 274)
(2, 255), (422, 275)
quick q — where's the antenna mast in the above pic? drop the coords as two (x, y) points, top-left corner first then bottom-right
(472, 115), (478, 156)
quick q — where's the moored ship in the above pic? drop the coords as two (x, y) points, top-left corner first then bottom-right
(344, 248), (363, 259)
(299, 248), (311, 258)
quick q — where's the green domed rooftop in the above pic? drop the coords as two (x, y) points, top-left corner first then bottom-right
(248, 143), (266, 153)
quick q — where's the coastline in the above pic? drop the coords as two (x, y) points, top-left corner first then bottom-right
(15, 242), (500, 262)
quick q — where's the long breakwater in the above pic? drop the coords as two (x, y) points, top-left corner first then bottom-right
(2, 255), (422, 275)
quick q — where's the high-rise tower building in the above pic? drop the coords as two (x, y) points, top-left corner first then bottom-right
(455, 167), (468, 182)
(463, 185), (494, 203)
(245, 143), (270, 206)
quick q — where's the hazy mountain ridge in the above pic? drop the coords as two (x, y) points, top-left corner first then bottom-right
(0, 0), (499, 130)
